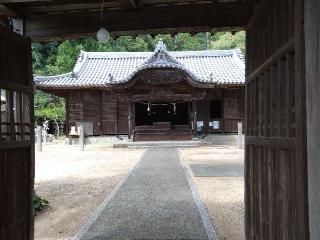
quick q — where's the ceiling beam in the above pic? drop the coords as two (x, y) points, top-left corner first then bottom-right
(24, 2), (252, 41)
(0, 0), (50, 3)
(0, 3), (17, 16)
(26, 2), (122, 15)
(118, 0), (139, 10)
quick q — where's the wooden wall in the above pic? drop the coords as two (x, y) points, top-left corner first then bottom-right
(245, 0), (309, 239)
(101, 92), (117, 134)
(68, 91), (130, 135)
(67, 87), (244, 136)
(196, 88), (245, 133)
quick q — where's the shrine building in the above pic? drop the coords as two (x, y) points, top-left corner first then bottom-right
(35, 40), (245, 141)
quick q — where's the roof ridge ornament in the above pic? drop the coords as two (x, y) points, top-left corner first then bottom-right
(73, 50), (88, 77)
(154, 39), (167, 52)
(108, 73), (114, 83)
(71, 71), (76, 78)
(210, 72), (216, 83)
(142, 39), (182, 67)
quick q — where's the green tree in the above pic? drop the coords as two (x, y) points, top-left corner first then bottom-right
(34, 90), (65, 135)
(211, 31), (246, 53)
(32, 31), (246, 76)
(47, 40), (83, 74)
(32, 42), (58, 75)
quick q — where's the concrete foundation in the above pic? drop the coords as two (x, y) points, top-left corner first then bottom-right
(202, 134), (245, 146)
(67, 135), (130, 146)
(66, 133), (244, 147)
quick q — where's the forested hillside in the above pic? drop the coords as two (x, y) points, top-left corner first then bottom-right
(33, 31), (245, 132)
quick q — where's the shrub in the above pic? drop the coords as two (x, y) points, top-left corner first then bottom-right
(33, 194), (49, 214)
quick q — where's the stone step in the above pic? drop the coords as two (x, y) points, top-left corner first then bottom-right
(113, 140), (201, 148)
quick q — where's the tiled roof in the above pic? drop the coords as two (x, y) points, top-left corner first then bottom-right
(34, 40), (245, 89)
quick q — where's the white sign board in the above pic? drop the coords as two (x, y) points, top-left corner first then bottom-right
(213, 121), (220, 129)
(197, 121), (203, 131)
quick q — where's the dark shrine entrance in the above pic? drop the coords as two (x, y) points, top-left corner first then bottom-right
(135, 101), (189, 126)
(133, 101), (192, 141)
(134, 101), (191, 141)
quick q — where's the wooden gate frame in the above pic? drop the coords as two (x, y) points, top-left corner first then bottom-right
(1, 0), (319, 238)
(245, 0), (309, 239)
(0, 25), (34, 239)
(305, 0), (320, 239)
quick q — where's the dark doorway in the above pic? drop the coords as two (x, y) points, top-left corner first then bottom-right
(135, 102), (189, 126)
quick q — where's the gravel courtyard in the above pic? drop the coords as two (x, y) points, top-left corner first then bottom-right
(35, 143), (244, 240)
(34, 144), (144, 240)
(180, 146), (245, 240)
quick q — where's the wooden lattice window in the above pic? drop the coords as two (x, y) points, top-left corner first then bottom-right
(0, 89), (31, 142)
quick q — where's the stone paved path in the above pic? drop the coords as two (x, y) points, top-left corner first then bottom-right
(76, 148), (217, 240)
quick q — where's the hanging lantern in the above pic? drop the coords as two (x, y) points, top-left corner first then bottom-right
(97, 0), (110, 43)
(97, 26), (110, 43)
(173, 103), (176, 115)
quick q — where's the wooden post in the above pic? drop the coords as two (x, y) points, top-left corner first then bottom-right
(37, 125), (42, 152)
(115, 98), (118, 136)
(99, 91), (103, 136)
(237, 122), (243, 148)
(128, 101), (132, 139)
(132, 101), (136, 137)
(128, 114), (131, 139)
(192, 100), (197, 137)
(221, 89), (225, 133)
(305, 0), (320, 238)
(65, 96), (69, 136)
(79, 125), (84, 151)
(204, 95), (210, 134)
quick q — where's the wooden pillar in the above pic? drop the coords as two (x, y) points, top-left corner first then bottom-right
(79, 125), (84, 151)
(204, 94), (210, 134)
(132, 101), (136, 131)
(192, 100), (197, 137)
(80, 92), (84, 122)
(128, 101), (132, 139)
(188, 101), (192, 128)
(221, 88), (225, 133)
(99, 91), (103, 136)
(305, 0), (320, 238)
(294, 0), (309, 238)
(237, 122), (243, 148)
(65, 95), (69, 135)
(115, 98), (118, 136)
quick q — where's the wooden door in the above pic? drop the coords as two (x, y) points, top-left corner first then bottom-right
(0, 26), (34, 239)
(245, 0), (308, 239)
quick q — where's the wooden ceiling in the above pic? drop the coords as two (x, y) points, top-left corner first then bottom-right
(0, 0), (254, 41)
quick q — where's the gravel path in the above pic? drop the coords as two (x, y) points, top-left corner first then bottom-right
(76, 148), (217, 240)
